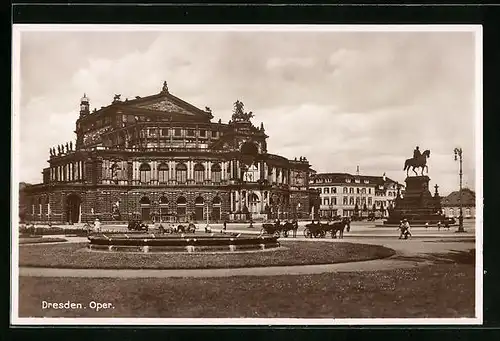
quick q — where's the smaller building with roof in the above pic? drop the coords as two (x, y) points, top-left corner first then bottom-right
(441, 188), (476, 219)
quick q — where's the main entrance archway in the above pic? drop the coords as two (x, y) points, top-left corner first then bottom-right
(66, 194), (81, 224)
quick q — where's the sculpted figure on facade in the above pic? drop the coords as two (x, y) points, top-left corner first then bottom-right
(232, 100), (254, 122)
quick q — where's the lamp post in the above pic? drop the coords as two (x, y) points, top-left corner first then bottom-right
(454, 147), (465, 232)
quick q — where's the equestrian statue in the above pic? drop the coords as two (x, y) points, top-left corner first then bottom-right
(403, 146), (431, 177)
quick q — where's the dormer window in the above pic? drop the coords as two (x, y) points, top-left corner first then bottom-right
(346, 179), (351, 183)
(364, 180), (369, 184)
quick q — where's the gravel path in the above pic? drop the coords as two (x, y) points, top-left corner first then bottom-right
(18, 236), (474, 278)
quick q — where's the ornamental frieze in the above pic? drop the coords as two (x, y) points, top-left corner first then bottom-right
(135, 99), (193, 115)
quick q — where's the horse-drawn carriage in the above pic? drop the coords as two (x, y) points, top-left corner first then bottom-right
(127, 220), (149, 232)
(261, 220), (298, 238)
(303, 218), (350, 239)
(157, 222), (197, 234)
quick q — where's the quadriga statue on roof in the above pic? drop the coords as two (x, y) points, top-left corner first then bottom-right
(232, 100), (254, 122)
(403, 146), (431, 177)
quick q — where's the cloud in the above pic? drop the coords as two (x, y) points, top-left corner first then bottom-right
(266, 57), (316, 69)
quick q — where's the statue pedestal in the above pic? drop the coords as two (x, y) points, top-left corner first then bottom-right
(384, 176), (445, 225)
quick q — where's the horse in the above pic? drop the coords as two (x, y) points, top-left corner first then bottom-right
(187, 223), (197, 233)
(403, 149), (431, 176)
(327, 221), (348, 239)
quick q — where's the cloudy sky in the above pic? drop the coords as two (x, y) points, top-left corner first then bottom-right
(15, 27), (479, 196)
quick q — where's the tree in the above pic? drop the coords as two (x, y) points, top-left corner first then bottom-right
(354, 203), (360, 217)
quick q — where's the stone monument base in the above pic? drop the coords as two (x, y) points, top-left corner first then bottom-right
(384, 175), (446, 225)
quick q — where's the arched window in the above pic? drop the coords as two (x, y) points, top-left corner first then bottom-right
(175, 163), (187, 184)
(211, 163), (222, 183)
(249, 193), (260, 214)
(158, 163), (169, 184)
(194, 163), (205, 183)
(175, 163), (187, 183)
(139, 163), (151, 184)
(140, 196), (150, 205)
(212, 196), (222, 221)
(159, 196), (168, 205)
(343, 187), (348, 194)
(195, 196), (205, 205)
(176, 196), (187, 216)
(349, 197), (355, 205)
(111, 162), (122, 182)
(194, 196), (205, 220)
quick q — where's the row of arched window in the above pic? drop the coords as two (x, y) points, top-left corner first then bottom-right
(138, 162), (223, 184)
(139, 195), (222, 205)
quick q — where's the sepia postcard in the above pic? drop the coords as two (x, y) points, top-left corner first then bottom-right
(11, 24), (483, 326)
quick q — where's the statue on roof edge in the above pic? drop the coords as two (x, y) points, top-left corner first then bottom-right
(231, 100), (254, 122)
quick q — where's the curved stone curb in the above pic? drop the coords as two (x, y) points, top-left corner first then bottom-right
(17, 236), (474, 278)
(19, 257), (428, 278)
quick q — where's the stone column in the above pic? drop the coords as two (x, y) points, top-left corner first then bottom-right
(151, 161), (156, 181)
(230, 190), (234, 212)
(187, 160), (192, 180)
(207, 161), (212, 180)
(257, 161), (261, 180)
(221, 162), (226, 180)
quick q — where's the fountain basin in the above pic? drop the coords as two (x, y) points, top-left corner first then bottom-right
(87, 233), (280, 253)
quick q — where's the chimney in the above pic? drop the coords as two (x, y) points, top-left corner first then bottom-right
(383, 172), (386, 181)
(356, 165), (360, 176)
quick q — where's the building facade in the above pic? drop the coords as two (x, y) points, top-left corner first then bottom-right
(21, 82), (317, 224)
(309, 172), (403, 218)
(441, 188), (476, 219)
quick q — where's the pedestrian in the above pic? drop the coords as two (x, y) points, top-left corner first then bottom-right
(397, 220), (404, 239)
(93, 217), (101, 233)
(223, 220), (227, 231)
(403, 219), (412, 238)
(425, 222), (429, 229)
(437, 221), (441, 231)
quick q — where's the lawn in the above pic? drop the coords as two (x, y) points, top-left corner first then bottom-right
(19, 241), (395, 269)
(19, 237), (67, 245)
(18, 262), (475, 318)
